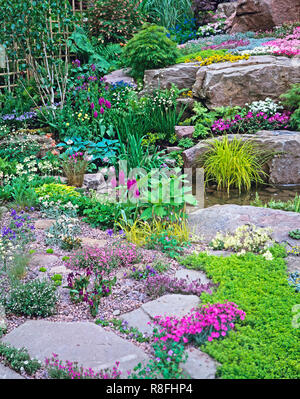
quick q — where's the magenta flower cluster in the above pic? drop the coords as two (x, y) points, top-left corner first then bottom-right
(211, 111), (291, 135)
(263, 26), (300, 56)
(152, 302), (245, 344)
(111, 171), (140, 199)
(91, 97), (111, 118)
(202, 39), (250, 50)
(45, 353), (121, 379)
(145, 274), (215, 299)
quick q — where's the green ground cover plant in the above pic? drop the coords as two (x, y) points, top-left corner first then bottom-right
(180, 251), (300, 379)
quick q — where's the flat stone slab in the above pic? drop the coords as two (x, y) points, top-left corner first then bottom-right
(2, 321), (148, 376)
(175, 269), (211, 285)
(0, 305), (6, 331)
(79, 237), (107, 249)
(287, 256), (300, 274)
(142, 294), (200, 319)
(0, 363), (24, 379)
(30, 254), (59, 267)
(34, 219), (55, 230)
(104, 68), (135, 86)
(49, 265), (72, 275)
(120, 308), (153, 335)
(181, 348), (218, 379)
(188, 204), (300, 244)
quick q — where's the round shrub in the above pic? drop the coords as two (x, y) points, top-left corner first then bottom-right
(88, 0), (145, 44)
(122, 24), (180, 80)
(4, 279), (58, 317)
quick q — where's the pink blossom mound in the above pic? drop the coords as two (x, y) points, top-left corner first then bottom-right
(153, 302), (245, 344)
(262, 27), (300, 56)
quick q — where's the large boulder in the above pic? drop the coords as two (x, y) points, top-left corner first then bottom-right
(182, 130), (300, 185)
(192, 56), (300, 109)
(143, 62), (201, 92)
(217, 1), (238, 18)
(188, 204), (300, 245)
(229, 0), (300, 33)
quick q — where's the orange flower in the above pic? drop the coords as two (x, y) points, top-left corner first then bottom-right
(51, 150), (59, 155)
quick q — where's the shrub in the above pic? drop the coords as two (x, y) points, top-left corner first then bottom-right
(35, 183), (80, 205)
(88, 0), (145, 44)
(289, 229), (300, 239)
(122, 24), (180, 80)
(180, 252), (300, 378)
(199, 137), (268, 194)
(45, 215), (81, 249)
(4, 279), (58, 317)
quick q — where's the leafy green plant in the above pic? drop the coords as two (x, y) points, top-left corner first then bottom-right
(199, 137), (269, 194)
(178, 137), (194, 148)
(252, 193), (300, 213)
(122, 24), (180, 80)
(88, 0), (145, 44)
(4, 279), (58, 317)
(81, 198), (120, 229)
(0, 342), (41, 375)
(180, 251), (300, 378)
(289, 229), (300, 239)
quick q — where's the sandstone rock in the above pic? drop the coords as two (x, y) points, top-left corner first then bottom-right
(177, 97), (195, 119)
(286, 256), (300, 274)
(104, 68), (136, 86)
(217, 1), (238, 18)
(49, 265), (71, 275)
(193, 56), (300, 109)
(188, 204), (300, 244)
(175, 125), (195, 139)
(166, 146), (182, 153)
(183, 130), (300, 185)
(181, 348), (218, 379)
(30, 254), (59, 267)
(143, 62), (201, 92)
(229, 0), (300, 33)
(2, 321), (149, 376)
(34, 219), (56, 230)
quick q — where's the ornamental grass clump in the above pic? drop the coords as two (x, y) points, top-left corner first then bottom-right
(199, 137), (268, 194)
(153, 302), (245, 345)
(61, 152), (89, 188)
(145, 274), (215, 299)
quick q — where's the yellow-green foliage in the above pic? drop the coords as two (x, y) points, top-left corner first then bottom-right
(199, 137), (266, 194)
(35, 183), (80, 201)
(118, 216), (190, 247)
(176, 49), (227, 63)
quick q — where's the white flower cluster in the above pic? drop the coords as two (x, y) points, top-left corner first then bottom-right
(0, 238), (21, 269)
(210, 224), (274, 255)
(45, 214), (81, 248)
(238, 45), (277, 55)
(40, 199), (78, 218)
(246, 97), (283, 116)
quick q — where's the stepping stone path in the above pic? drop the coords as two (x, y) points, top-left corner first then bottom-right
(287, 256), (300, 274)
(121, 294), (200, 335)
(79, 237), (107, 248)
(182, 348), (218, 379)
(30, 254), (59, 268)
(0, 364), (24, 379)
(2, 321), (149, 376)
(49, 265), (72, 275)
(174, 269), (211, 285)
(34, 219), (55, 230)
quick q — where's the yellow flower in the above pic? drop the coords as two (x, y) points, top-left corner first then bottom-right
(66, 123), (69, 126)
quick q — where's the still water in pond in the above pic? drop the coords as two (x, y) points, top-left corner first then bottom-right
(189, 184), (300, 210)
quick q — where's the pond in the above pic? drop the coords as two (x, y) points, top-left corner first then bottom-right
(188, 184), (300, 211)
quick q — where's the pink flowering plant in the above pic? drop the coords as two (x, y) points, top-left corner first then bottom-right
(212, 111), (291, 135)
(262, 27), (300, 57)
(45, 353), (121, 379)
(152, 302), (246, 346)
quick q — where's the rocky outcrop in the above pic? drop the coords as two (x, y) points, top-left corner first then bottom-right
(175, 125), (195, 139)
(182, 130), (300, 185)
(143, 63), (201, 92)
(104, 68), (136, 86)
(217, 1), (238, 18)
(192, 56), (300, 109)
(229, 0), (300, 33)
(188, 204), (300, 245)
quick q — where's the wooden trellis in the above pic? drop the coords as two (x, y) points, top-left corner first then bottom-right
(0, 0), (89, 91)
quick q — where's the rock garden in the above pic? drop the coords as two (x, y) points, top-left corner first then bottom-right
(0, 0), (299, 381)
